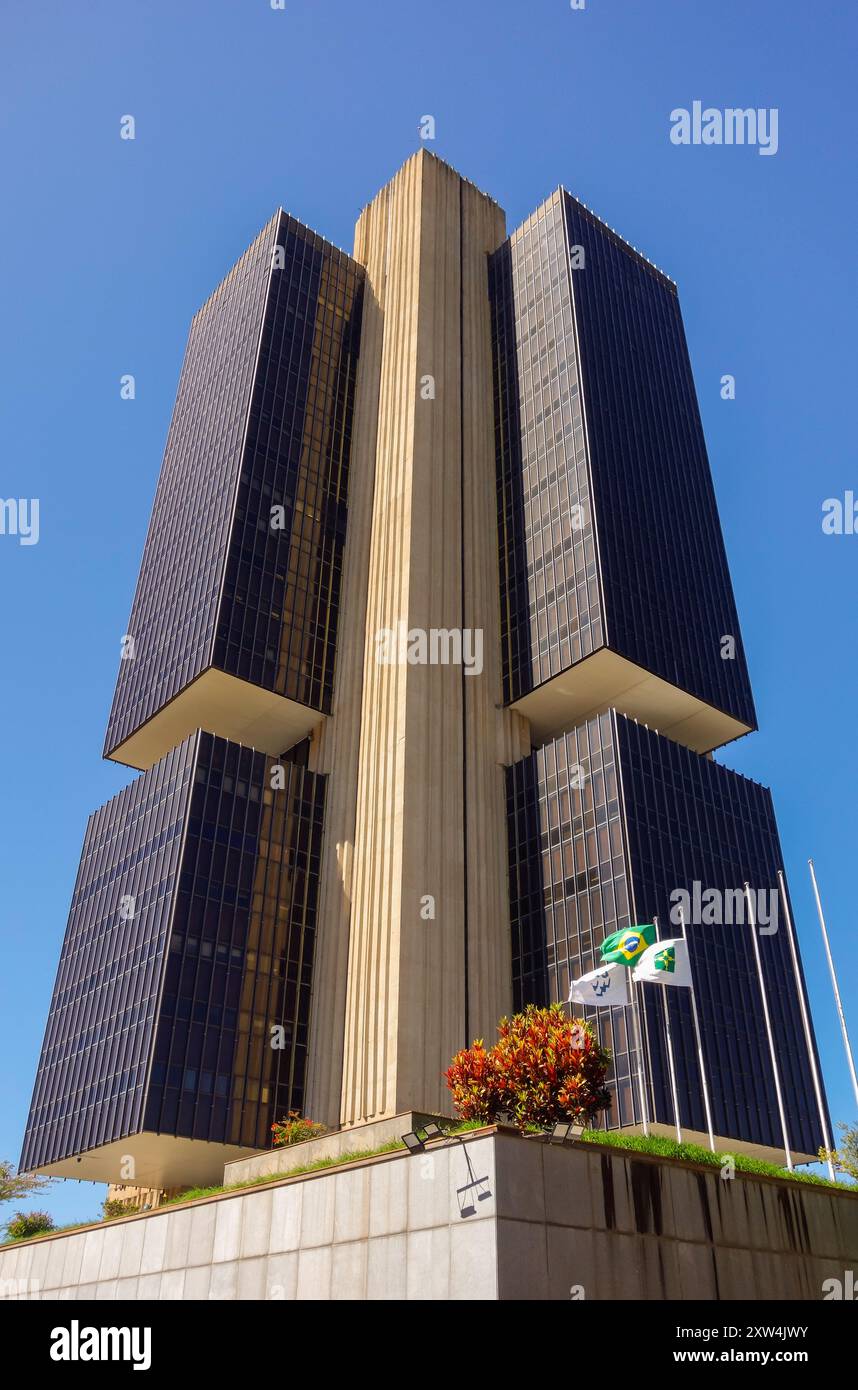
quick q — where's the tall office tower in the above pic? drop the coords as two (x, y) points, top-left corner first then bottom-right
(491, 188), (824, 1156)
(22, 152), (827, 1190)
(21, 734), (324, 1187)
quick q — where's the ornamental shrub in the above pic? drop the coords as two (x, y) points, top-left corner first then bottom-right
(4, 1210), (55, 1241)
(102, 1198), (130, 1220)
(271, 1110), (328, 1148)
(445, 1004), (611, 1132)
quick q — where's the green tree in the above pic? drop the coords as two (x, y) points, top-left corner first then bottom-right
(102, 1198), (130, 1221)
(820, 1122), (858, 1182)
(0, 1160), (53, 1205)
(4, 1210), (54, 1241)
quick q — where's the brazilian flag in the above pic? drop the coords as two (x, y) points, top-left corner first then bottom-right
(599, 924), (656, 967)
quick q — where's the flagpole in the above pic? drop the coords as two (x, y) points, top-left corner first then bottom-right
(679, 906), (716, 1152)
(777, 870), (835, 1180)
(808, 858), (858, 1109)
(745, 882), (793, 1170)
(653, 915), (682, 1143)
(629, 973), (650, 1138)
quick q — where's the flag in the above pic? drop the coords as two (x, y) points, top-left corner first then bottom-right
(568, 963), (630, 1008)
(632, 938), (692, 988)
(599, 924), (656, 967)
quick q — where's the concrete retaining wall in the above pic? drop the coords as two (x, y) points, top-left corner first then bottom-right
(222, 1110), (444, 1186)
(2, 1130), (856, 1301)
(491, 1132), (858, 1300)
(0, 1135), (498, 1301)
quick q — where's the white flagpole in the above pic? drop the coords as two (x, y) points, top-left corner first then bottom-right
(777, 870), (835, 1180)
(745, 882), (793, 1170)
(679, 905), (715, 1152)
(629, 977), (650, 1138)
(808, 858), (858, 1109)
(653, 916), (682, 1143)
(624, 951), (650, 1139)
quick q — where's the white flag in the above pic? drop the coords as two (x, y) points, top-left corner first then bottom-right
(568, 963), (629, 1007)
(632, 938), (692, 988)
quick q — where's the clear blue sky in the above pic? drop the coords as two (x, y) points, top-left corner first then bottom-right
(1, 1), (855, 1226)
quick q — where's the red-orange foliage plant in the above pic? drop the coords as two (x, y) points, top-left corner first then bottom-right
(445, 1004), (611, 1132)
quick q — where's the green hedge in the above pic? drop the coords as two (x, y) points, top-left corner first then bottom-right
(577, 1127), (853, 1190)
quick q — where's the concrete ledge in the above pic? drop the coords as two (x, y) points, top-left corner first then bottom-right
(222, 1111), (449, 1186)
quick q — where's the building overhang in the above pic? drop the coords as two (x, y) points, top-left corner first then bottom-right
(105, 667), (323, 771)
(510, 647), (753, 756)
(35, 1133), (257, 1190)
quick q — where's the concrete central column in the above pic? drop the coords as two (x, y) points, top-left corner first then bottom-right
(334, 150), (527, 1125)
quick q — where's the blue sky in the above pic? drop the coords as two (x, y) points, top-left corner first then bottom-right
(1, 1), (855, 1226)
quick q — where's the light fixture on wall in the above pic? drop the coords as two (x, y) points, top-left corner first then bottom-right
(550, 1122), (583, 1145)
(402, 1121), (447, 1154)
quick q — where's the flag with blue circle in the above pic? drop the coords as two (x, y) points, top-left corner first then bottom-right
(599, 924), (656, 967)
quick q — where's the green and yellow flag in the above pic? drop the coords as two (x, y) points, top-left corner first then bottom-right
(599, 924), (656, 967)
(632, 938), (692, 987)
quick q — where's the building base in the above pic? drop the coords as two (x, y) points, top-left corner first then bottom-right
(3, 1127), (856, 1301)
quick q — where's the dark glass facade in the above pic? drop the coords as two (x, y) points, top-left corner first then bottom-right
(21, 739), (197, 1171)
(490, 190), (756, 735)
(104, 212), (364, 761)
(491, 193), (603, 703)
(506, 711), (828, 1153)
(617, 715), (826, 1156)
(506, 712), (643, 1130)
(21, 731), (325, 1172)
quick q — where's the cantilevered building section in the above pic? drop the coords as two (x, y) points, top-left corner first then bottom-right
(490, 190), (755, 753)
(506, 712), (828, 1158)
(22, 153), (828, 1189)
(21, 733), (325, 1188)
(104, 212), (364, 771)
